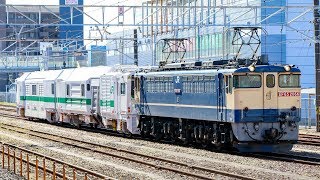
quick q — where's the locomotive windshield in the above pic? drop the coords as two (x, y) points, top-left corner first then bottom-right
(233, 75), (261, 88)
(279, 74), (300, 88)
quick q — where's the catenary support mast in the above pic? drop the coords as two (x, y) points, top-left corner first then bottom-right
(314, 0), (320, 132)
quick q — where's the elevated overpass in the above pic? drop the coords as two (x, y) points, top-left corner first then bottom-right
(0, 56), (76, 73)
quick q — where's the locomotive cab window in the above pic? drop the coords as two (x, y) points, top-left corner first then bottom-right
(225, 76), (229, 93)
(234, 74), (261, 88)
(279, 74), (300, 88)
(266, 74), (275, 88)
(228, 75), (233, 93)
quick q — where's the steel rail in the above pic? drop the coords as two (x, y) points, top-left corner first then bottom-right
(249, 152), (320, 166)
(299, 134), (320, 146)
(0, 111), (254, 180)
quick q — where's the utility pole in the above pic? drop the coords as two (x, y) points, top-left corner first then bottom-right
(314, 0), (320, 131)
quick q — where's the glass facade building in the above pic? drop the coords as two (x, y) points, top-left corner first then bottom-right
(104, 0), (314, 88)
(59, 0), (84, 48)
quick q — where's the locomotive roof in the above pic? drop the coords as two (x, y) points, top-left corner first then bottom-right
(137, 68), (236, 76)
(235, 65), (300, 73)
(138, 65), (300, 76)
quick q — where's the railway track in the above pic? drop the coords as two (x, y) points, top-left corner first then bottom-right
(0, 104), (319, 179)
(0, 104), (16, 113)
(299, 134), (320, 146)
(246, 152), (320, 166)
(0, 108), (254, 180)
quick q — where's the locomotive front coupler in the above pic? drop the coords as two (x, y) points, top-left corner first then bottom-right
(263, 128), (280, 143)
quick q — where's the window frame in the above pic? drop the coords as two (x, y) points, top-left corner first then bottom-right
(278, 74), (300, 88)
(66, 84), (70, 96)
(51, 83), (55, 95)
(266, 74), (275, 88)
(32, 85), (37, 95)
(228, 75), (233, 94)
(233, 74), (262, 89)
(86, 84), (91, 91)
(81, 84), (85, 97)
(120, 83), (126, 95)
(131, 79), (135, 98)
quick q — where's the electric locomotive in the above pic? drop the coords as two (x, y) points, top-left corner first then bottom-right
(135, 61), (301, 152)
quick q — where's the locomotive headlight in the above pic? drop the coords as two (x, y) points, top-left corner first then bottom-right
(248, 65), (255, 72)
(284, 65), (291, 71)
(253, 123), (259, 131)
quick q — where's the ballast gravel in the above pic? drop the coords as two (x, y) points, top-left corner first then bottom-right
(0, 168), (24, 180)
(0, 116), (319, 179)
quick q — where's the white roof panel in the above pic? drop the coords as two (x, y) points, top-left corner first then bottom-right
(25, 70), (64, 82)
(16, 72), (31, 82)
(56, 68), (76, 81)
(65, 66), (112, 82)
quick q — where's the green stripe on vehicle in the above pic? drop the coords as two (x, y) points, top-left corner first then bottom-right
(21, 96), (91, 105)
(99, 100), (115, 107)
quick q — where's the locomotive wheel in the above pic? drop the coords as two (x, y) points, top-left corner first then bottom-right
(182, 138), (190, 145)
(125, 133), (133, 138)
(201, 140), (210, 148)
(153, 131), (163, 142)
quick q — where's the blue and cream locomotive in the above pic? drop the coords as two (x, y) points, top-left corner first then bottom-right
(136, 62), (301, 152)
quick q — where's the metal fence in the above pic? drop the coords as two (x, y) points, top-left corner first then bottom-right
(1, 143), (112, 180)
(0, 92), (16, 103)
(301, 96), (316, 128)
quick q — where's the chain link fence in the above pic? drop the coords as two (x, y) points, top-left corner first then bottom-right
(301, 95), (316, 129)
(0, 92), (16, 104)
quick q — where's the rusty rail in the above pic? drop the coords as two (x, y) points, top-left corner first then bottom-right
(0, 143), (114, 180)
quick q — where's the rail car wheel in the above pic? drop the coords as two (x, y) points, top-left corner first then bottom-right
(153, 132), (162, 142)
(214, 143), (223, 151)
(182, 138), (190, 145)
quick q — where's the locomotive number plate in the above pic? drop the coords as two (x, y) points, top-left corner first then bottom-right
(278, 92), (300, 97)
